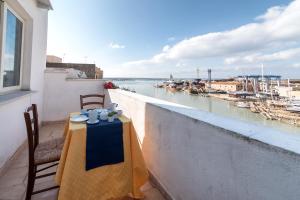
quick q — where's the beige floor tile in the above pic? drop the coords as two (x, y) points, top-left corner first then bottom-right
(0, 184), (25, 200)
(34, 178), (57, 192)
(144, 187), (166, 200)
(141, 181), (153, 192)
(10, 157), (28, 169)
(0, 167), (27, 189)
(31, 188), (58, 200)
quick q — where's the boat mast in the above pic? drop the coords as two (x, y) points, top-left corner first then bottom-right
(288, 78), (291, 102)
(261, 63), (265, 93)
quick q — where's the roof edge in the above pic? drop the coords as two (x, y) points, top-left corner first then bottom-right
(36, 0), (53, 10)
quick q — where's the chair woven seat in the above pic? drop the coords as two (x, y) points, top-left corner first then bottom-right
(34, 138), (64, 165)
(38, 138), (64, 151)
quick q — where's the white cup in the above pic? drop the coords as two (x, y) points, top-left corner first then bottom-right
(88, 110), (98, 122)
(100, 110), (108, 120)
(108, 103), (118, 111)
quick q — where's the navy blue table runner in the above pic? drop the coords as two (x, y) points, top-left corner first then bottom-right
(86, 119), (124, 171)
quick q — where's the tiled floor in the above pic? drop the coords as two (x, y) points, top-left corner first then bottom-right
(0, 123), (165, 200)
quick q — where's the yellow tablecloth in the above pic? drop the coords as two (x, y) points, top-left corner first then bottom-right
(55, 114), (149, 200)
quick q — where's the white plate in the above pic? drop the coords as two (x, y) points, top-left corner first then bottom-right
(87, 119), (99, 124)
(70, 115), (88, 123)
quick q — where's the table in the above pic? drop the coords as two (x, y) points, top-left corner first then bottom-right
(55, 114), (149, 200)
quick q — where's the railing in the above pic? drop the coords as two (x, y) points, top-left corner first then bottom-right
(108, 89), (300, 200)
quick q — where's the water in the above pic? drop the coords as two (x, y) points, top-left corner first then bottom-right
(113, 79), (300, 135)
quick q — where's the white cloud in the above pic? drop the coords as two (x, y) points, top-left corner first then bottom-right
(293, 63), (300, 68)
(255, 5), (286, 21)
(225, 48), (300, 64)
(167, 36), (176, 41)
(109, 42), (125, 49)
(162, 45), (170, 52)
(124, 0), (300, 68)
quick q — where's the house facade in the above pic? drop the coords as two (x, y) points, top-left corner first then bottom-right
(209, 81), (243, 92)
(0, 0), (51, 169)
(46, 62), (104, 79)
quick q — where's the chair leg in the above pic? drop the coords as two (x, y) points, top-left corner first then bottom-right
(25, 165), (36, 200)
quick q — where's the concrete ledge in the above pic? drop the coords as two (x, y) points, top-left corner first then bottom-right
(109, 89), (300, 156)
(108, 89), (300, 200)
(0, 90), (34, 106)
(65, 79), (104, 82)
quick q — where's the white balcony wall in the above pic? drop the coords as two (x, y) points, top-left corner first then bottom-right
(108, 89), (300, 200)
(43, 68), (105, 122)
(0, 0), (49, 169)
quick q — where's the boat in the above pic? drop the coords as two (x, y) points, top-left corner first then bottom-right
(176, 85), (183, 91)
(286, 99), (300, 112)
(154, 83), (164, 88)
(286, 101), (300, 113)
(188, 87), (199, 95)
(167, 83), (177, 92)
(286, 106), (300, 113)
(236, 101), (250, 108)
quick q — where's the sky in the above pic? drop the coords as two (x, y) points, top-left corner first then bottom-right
(47, 0), (300, 79)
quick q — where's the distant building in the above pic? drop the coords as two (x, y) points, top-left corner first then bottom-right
(276, 86), (300, 100)
(46, 55), (62, 63)
(95, 67), (103, 79)
(208, 81), (243, 92)
(46, 62), (103, 79)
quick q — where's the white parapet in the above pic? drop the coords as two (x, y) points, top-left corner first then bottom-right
(43, 69), (105, 121)
(108, 89), (300, 200)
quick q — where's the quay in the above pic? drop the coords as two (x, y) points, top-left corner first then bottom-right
(153, 72), (300, 127)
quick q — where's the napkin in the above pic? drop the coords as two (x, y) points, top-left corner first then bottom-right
(86, 119), (124, 170)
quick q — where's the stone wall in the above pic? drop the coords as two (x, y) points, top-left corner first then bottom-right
(46, 62), (98, 79)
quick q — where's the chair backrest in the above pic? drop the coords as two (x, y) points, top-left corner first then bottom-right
(24, 104), (39, 151)
(80, 94), (105, 109)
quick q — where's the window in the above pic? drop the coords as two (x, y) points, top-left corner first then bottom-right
(0, 3), (24, 92)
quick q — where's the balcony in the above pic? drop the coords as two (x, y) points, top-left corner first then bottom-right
(1, 69), (300, 200)
(0, 122), (165, 200)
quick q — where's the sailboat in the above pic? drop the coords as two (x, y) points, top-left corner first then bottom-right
(286, 99), (300, 112)
(236, 101), (250, 108)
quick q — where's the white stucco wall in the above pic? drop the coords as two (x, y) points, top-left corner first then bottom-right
(0, 0), (49, 169)
(0, 94), (31, 169)
(43, 69), (105, 121)
(108, 89), (300, 200)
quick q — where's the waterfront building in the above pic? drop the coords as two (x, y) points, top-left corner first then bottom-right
(276, 86), (300, 100)
(208, 81), (243, 92)
(95, 67), (104, 79)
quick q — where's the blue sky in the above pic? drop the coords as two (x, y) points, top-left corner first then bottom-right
(47, 0), (300, 78)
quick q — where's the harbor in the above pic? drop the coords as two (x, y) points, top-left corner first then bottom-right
(150, 68), (300, 127)
(113, 78), (300, 134)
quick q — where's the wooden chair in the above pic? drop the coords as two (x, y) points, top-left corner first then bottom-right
(80, 94), (105, 109)
(24, 104), (64, 200)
